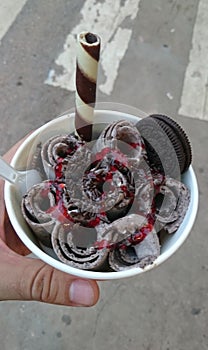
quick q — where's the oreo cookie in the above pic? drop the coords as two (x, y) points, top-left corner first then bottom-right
(136, 114), (192, 177)
(152, 114), (192, 173)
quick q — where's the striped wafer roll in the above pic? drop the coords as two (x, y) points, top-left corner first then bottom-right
(75, 32), (101, 142)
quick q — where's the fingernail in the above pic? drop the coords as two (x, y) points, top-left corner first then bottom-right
(69, 280), (95, 306)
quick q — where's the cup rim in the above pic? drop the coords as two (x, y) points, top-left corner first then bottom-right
(4, 110), (199, 280)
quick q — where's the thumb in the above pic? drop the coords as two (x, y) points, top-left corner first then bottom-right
(0, 247), (99, 306)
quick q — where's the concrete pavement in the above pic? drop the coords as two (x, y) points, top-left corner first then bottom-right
(0, 1), (207, 349)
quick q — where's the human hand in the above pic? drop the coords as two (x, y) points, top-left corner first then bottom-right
(0, 139), (99, 306)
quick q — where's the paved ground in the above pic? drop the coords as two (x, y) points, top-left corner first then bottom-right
(0, 1), (208, 349)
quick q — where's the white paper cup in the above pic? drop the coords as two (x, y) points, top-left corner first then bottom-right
(4, 106), (199, 280)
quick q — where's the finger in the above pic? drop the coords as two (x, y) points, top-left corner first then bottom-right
(0, 246), (99, 306)
(1, 138), (100, 306)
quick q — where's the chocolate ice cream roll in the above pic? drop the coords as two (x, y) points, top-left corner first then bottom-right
(21, 181), (58, 247)
(108, 214), (160, 271)
(91, 120), (152, 221)
(154, 176), (190, 234)
(101, 214), (149, 246)
(63, 142), (93, 202)
(41, 134), (84, 179)
(81, 148), (135, 222)
(95, 120), (147, 163)
(51, 222), (109, 271)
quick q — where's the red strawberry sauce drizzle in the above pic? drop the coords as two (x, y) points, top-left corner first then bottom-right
(44, 181), (105, 228)
(54, 139), (84, 180)
(41, 142), (163, 250)
(54, 158), (64, 180)
(94, 216), (155, 251)
(129, 141), (145, 150)
(84, 147), (134, 203)
(41, 181), (72, 224)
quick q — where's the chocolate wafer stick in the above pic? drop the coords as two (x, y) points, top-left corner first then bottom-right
(75, 32), (101, 142)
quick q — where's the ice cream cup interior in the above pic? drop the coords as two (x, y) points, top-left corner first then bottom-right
(4, 106), (199, 280)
